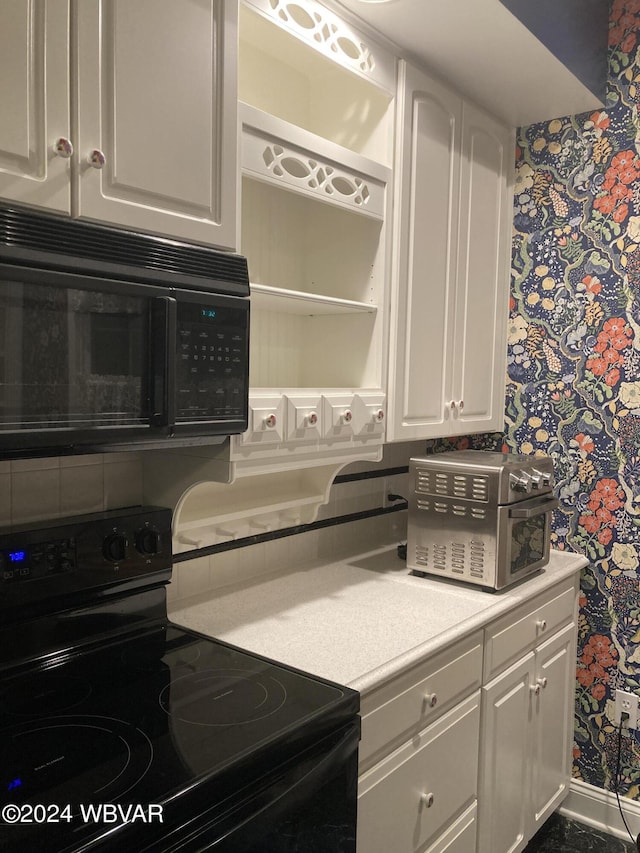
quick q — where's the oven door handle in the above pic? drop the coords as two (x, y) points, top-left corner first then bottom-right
(150, 296), (176, 427)
(509, 497), (559, 519)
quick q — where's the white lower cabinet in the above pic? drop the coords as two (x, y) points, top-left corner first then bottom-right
(357, 633), (483, 853)
(356, 576), (579, 853)
(358, 693), (480, 853)
(477, 586), (578, 853)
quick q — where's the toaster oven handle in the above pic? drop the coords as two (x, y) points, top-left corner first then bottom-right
(509, 498), (559, 519)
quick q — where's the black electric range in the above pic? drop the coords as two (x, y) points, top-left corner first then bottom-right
(0, 507), (359, 853)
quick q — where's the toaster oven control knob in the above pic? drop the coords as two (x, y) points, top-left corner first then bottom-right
(510, 472), (532, 493)
(103, 533), (128, 563)
(530, 468), (551, 489)
(135, 526), (161, 556)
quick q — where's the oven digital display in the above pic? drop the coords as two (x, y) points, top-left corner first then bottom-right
(8, 550), (27, 563)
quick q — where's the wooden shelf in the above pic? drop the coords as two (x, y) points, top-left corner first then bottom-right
(250, 283), (377, 315)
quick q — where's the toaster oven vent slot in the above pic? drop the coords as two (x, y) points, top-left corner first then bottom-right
(416, 471), (432, 493)
(433, 544), (447, 569)
(414, 468), (489, 501)
(472, 477), (488, 500)
(452, 476), (467, 497)
(414, 545), (429, 567)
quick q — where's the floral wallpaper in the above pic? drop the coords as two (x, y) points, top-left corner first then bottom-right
(504, 0), (640, 794)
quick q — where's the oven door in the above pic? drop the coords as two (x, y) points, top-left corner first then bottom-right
(0, 263), (173, 453)
(496, 494), (559, 589)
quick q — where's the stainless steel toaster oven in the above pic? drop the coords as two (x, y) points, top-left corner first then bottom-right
(407, 451), (558, 590)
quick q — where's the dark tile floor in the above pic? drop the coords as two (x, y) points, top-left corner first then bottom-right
(524, 813), (637, 852)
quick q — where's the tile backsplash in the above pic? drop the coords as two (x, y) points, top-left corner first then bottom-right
(2, 442), (421, 611)
(0, 452), (144, 526)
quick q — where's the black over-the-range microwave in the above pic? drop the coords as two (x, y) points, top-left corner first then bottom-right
(0, 205), (250, 458)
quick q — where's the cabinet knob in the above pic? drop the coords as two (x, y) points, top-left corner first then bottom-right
(53, 136), (74, 158)
(87, 148), (106, 169)
(459, 399), (464, 411)
(342, 409), (353, 424)
(450, 400), (456, 410)
(537, 677), (548, 690)
(420, 792), (435, 808)
(372, 408), (384, 423)
(264, 414), (277, 429)
(423, 692), (438, 709)
(537, 619), (547, 632)
(530, 683), (541, 696)
(306, 411), (318, 426)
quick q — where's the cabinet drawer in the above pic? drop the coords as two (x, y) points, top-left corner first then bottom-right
(357, 692), (480, 853)
(359, 632), (483, 770)
(426, 803), (477, 853)
(484, 581), (577, 680)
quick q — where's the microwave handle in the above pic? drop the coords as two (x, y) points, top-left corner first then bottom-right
(509, 497), (559, 519)
(150, 296), (176, 427)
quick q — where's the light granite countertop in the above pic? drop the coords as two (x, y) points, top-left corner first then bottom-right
(170, 547), (587, 695)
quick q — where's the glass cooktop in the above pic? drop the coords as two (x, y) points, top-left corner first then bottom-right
(0, 623), (357, 852)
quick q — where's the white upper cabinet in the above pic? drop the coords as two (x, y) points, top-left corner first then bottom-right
(452, 101), (513, 434)
(74, 0), (238, 248)
(0, 0), (238, 249)
(386, 61), (513, 442)
(0, 0), (71, 213)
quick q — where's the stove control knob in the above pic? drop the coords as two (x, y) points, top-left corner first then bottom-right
(510, 472), (532, 493)
(135, 526), (161, 556)
(103, 533), (128, 563)
(530, 468), (551, 489)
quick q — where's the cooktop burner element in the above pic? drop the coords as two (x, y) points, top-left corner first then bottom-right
(1, 716), (153, 803)
(0, 674), (92, 716)
(159, 668), (287, 726)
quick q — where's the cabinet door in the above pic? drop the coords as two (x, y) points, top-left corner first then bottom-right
(529, 623), (576, 836)
(478, 652), (534, 853)
(0, 0), (70, 213)
(386, 61), (460, 442)
(449, 101), (512, 434)
(73, 0), (237, 249)
(358, 693), (479, 853)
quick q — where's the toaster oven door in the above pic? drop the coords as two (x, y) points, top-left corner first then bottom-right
(496, 494), (559, 589)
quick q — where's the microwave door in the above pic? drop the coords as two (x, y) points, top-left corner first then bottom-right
(0, 271), (175, 450)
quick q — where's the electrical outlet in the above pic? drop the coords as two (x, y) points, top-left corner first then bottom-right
(614, 689), (639, 728)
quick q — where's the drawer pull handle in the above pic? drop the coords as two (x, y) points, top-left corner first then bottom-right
(421, 792), (435, 808)
(537, 619), (547, 631)
(54, 136), (74, 158)
(87, 148), (106, 169)
(537, 677), (548, 690)
(424, 693), (438, 709)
